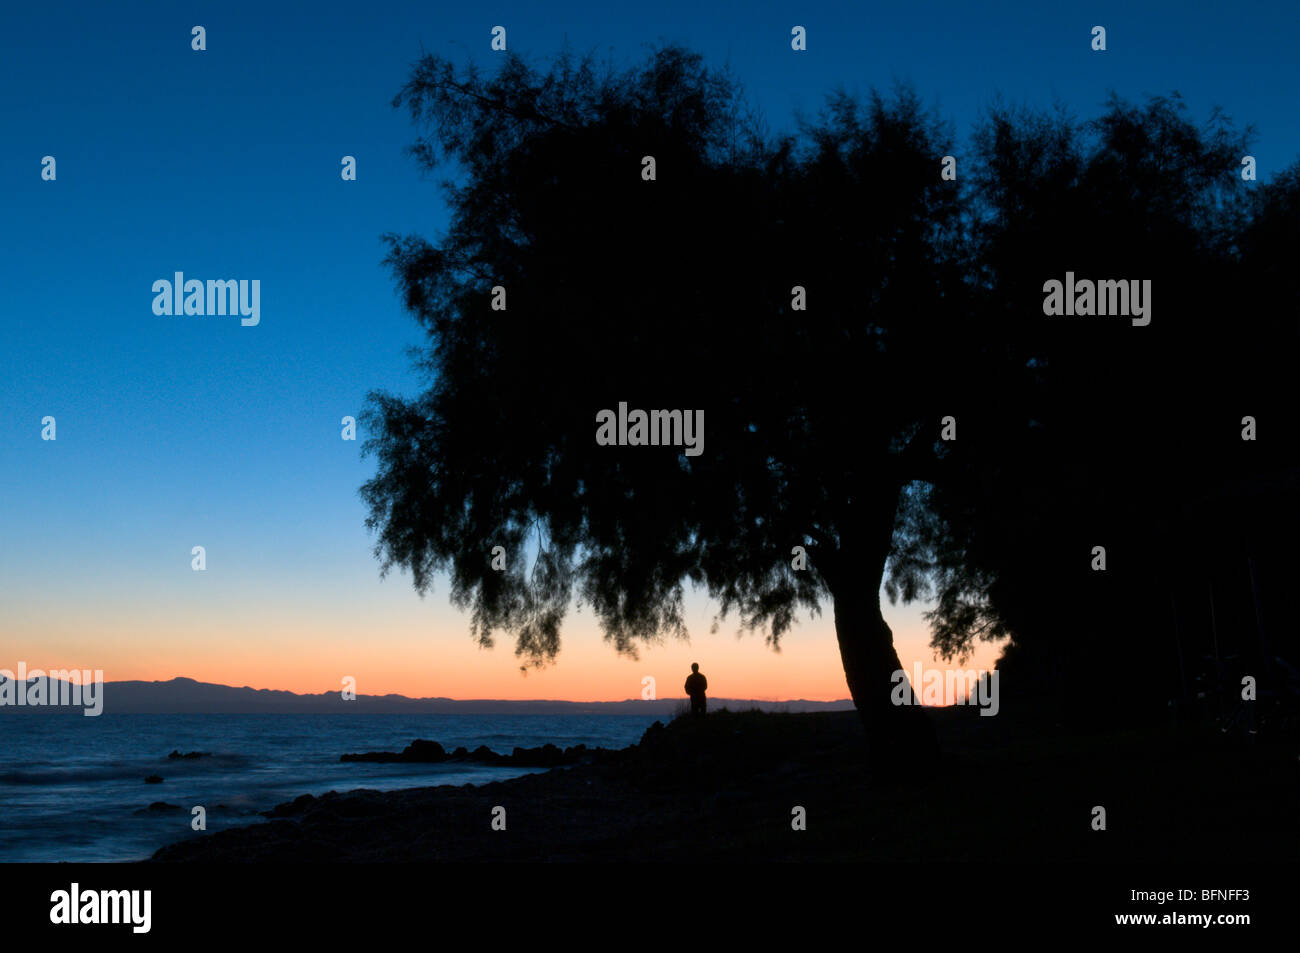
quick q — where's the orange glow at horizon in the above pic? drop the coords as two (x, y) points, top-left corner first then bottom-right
(7, 585), (1007, 704)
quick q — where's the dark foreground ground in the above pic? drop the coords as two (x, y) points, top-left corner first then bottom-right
(150, 706), (1300, 861)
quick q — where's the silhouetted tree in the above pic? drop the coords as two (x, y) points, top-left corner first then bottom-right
(361, 44), (1296, 755)
(889, 95), (1299, 726)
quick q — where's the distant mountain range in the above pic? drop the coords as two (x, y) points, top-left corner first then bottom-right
(0, 675), (855, 715)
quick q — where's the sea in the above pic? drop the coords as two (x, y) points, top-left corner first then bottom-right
(0, 713), (662, 862)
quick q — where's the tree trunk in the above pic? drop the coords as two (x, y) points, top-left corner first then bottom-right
(829, 507), (939, 770)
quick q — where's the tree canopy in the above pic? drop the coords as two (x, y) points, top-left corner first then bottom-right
(361, 43), (1298, 743)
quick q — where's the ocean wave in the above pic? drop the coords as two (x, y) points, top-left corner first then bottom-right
(0, 752), (251, 785)
(0, 766), (149, 785)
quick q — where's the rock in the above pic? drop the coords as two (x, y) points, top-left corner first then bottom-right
(470, 744), (507, 765)
(140, 802), (185, 814)
(263, 794), (316, 818)
(144, 775), (164, 784)
(640, 721), (667, 747)
(341, 738), (607, 768)
(341, 751), (396, 762)
(400, 739), (447, 762)
(511, 743), (565, 767)
(167, 750), (207, 760)
(342, 739), (446, 763)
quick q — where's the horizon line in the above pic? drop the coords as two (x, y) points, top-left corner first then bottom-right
(0, 672), (855, 706)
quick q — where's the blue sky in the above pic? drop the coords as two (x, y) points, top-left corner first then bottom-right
(1, 0), (1295, 697)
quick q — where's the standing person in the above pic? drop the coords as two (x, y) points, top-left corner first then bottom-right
(684, 663), (708, 716)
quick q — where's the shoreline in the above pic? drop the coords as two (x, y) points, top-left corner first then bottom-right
(148, 707), (1300, 862)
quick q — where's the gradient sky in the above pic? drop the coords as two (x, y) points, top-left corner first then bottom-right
(2, 1), (1296, 702)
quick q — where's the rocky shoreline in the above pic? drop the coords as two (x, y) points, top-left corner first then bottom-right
(340, 738), (609, 768)
(151, 709), (877, 861)
(148, 707), (1300, 863)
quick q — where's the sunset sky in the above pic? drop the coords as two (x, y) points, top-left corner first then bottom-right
(3, 0), (1296, 702)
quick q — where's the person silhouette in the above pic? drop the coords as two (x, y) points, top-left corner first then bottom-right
(684, 663), (707, 716)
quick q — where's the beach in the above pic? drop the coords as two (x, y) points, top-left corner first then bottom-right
(0, 712), (659, 862)
(149, 707), (1300, 862)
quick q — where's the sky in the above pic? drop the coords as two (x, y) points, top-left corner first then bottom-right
(2, 1), (1296, 702)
